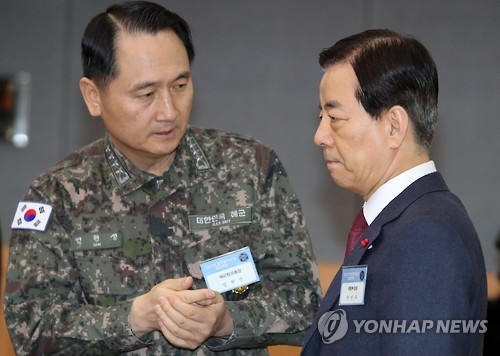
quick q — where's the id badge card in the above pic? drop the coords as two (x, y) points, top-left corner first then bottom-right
(200, 246), (260, 294)
(339, 265), (368, 306)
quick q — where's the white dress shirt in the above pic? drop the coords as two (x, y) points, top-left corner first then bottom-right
(363, 161), (437, 225)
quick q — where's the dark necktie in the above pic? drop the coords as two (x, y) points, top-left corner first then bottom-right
(344, 208), (368, 259)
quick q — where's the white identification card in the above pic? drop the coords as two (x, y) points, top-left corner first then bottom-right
(339, 265), (368, 306)
(200, 246), (260, 294)
(11, 201), (53, 231)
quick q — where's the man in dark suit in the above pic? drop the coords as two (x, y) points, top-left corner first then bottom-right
(301, 29), (487, 355)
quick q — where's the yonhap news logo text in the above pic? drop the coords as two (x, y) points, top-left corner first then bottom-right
(318, 309), (487, 344)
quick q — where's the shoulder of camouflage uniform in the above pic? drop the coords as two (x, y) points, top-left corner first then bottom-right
(188, 125), (278, 161)
(31, 138), (107, 186)
(12, 138), (107, 232)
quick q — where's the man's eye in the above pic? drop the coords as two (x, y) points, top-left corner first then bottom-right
(318, 113), (338, 122)
(138, 91), (154, 98)
(173, 83), (187, 90)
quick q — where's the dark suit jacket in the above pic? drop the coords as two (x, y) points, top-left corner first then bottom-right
(302, 172), (487, 356)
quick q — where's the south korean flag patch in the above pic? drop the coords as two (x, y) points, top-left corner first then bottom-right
(11, 202), (53, 231)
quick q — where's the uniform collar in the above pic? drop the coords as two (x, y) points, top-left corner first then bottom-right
(104, 128), (213, 196)
(104, 134), (155, 195)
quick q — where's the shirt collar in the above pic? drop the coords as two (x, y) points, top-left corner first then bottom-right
(363, 160), (437, 225)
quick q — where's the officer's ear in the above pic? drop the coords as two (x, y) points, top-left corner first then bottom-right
(384, 105), (409, 149)
(79, 77), (102, 117)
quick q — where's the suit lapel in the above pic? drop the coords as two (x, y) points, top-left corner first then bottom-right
(317, 223), (379, 314)
(302, 227), (377, 350)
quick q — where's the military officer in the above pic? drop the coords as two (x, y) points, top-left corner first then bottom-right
(5, 1), (321, 354)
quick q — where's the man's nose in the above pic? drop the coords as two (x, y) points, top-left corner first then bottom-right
(314, 116), (333, 147)
(157, 90), (178, 120)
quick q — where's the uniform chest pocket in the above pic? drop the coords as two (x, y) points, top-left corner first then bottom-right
(73, 242), (153, 306)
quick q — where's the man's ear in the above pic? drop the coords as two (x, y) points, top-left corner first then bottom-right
(79, 77), (102, 117)
(385, 105), (409, 149)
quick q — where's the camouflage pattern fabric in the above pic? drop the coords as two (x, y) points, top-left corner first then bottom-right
(5, 126), (322, 355)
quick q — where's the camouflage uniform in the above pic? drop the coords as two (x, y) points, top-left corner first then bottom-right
(5, 126), (322, 355)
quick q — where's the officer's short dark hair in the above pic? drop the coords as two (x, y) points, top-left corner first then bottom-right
(81, 1), (195, 89)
